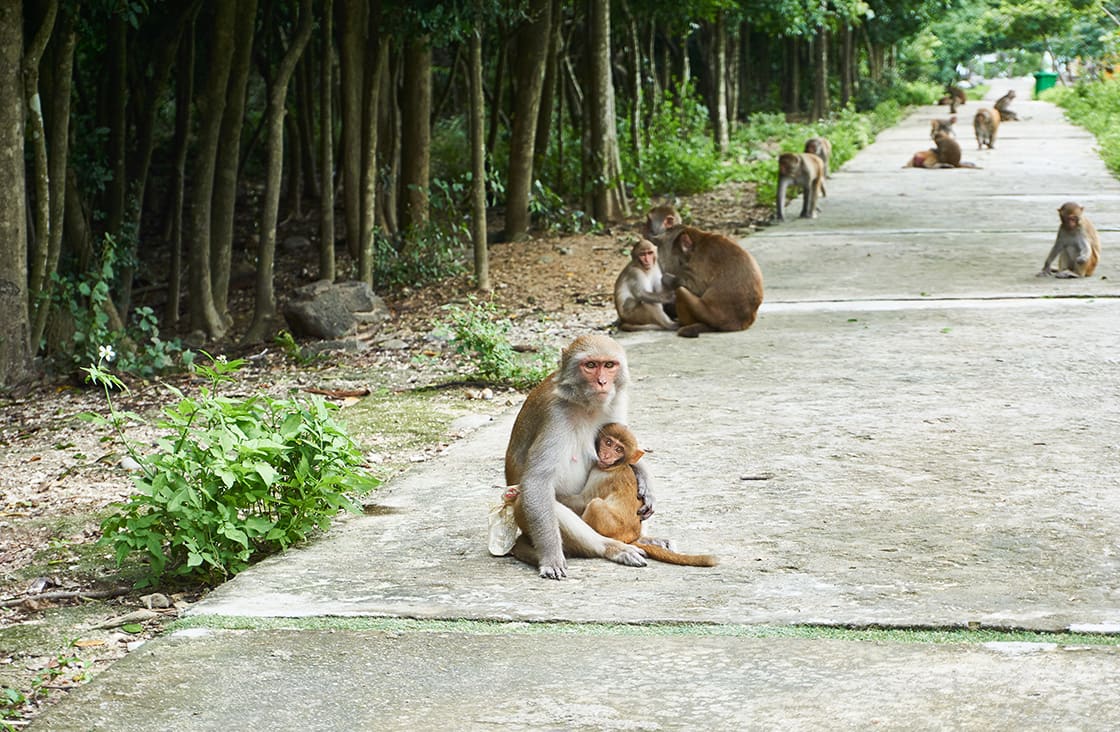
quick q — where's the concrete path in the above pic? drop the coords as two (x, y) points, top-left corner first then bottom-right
(33, 79), (1120, 730)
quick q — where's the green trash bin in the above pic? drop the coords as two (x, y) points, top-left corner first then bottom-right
(1033, 71), (1059, 97)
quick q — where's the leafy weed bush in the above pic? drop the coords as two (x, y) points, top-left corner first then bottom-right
(629, 87), (720, 198)
(86, 353), (379, 587)
(441, 297), (551, 388)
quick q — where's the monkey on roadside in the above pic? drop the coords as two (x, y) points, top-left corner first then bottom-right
(973, 108), (1001, 149)
(994, 90), (1019, 121)
(613, 239), (677, 332)
(776, 152), (826, 221)
(931, 116), (957, 139)
(578, 423), (717, 567)
(904, 130), (978, 169)
(804, 137), (833, 177)
(648, 223), (764, 338)
(504, 334), (656, 579)
(939, 84), (967, 112)
(1038, 202), (1101, 278)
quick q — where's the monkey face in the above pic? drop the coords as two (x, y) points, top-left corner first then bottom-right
(635, 248), (657, 271)
(596, 433), (626, 469)
(579, 358), (620, 399)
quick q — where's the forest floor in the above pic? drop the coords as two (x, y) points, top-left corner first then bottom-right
(0, 181), (774, 722)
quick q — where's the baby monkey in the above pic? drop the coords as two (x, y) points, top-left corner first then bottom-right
(578, 423), (717, 567)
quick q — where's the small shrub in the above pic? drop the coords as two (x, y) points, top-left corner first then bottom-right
(87, 353), (379, 587)
(441, 297), (551, 388)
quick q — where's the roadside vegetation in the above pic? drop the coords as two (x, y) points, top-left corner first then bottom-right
(1045, 80), (1120, 177)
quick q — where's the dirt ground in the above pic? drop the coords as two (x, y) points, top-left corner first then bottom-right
(0, 181), (772, 721)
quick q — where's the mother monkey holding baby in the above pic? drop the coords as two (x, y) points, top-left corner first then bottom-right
(504, 334), (655, 579)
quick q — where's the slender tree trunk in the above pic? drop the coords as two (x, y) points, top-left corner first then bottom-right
(712, 11), (729, 154)
(399, 35), (431, 238)
(468, 25), (489, 291)
(358, 35), (389, 285)
(32, 4), (75, 350)
(0, 0), (31, 383)
(619, 0), (641, 165)
(376, 52), (399, 235)
(812, 27), (829, 120)
(533, 0), (562, 179)
(167, 12), (197, 328)
(185, 2), (238, 340)
(318, 0), (336, 281)
(486, 33), (506, 157)
(246, 0), (313, 342)
(211, 0), (257, 325)
(338, 0), (367, 258)
(840, 24), (853, 108)
(587, 0), (628, 222)
(502, 0), (550, 240)
(727, 21), (740, 129)
(23, 0), (57, 338)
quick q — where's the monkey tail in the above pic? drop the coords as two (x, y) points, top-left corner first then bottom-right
(633, 542), (718, 567)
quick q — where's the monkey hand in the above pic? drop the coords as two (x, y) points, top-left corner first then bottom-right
(538, 555), (569, 580)
(661, 272), (680, 289)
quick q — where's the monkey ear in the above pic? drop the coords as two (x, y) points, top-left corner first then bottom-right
(679, 233), (693, 253)
(628, 449), (645, 465)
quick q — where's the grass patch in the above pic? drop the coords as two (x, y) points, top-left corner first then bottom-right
(1044, 80), (1120, 178)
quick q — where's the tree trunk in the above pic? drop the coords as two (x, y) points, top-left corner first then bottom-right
(812, 27), (829, 120)
(503, 0), (551, 240)
(358, 34), (389, 285)
(166, 12), (197, 328)
(185, 2), (238, 340)
(32, 3), (75, 351)
(533, 0), (562, 179)
(318, 0), (336, 282)
(23, 0), (58, 344)
(619, 0), (641, 166)
(376, 51), (399, 235)
(727, 21), (740, 128)
(246, 0), (313, 343)
(840, 24), (853, 108)
(587, 0), (628, 222)
(399, 35), (431, 239)
(0, 0), (32, 384)
(468, 25), (489, 291)
(711, 11), (729, 154)
(211, 0), (257, 325)
(338, 0), (367, 258)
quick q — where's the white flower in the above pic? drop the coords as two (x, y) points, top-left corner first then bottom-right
(98, 344), (116, 363)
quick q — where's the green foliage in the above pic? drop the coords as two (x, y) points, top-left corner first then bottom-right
(1, 652), (85, 728)
(48, 234), (189, 378)
(440, 297), (551, 388)
(273, 330), (321, 366)
(1046, 80), (1120, 177)
(528, 180), (601, 234)
(88, 354), (379, 587)
(628, 87), (720, 198)
(372, 177), (470, 289)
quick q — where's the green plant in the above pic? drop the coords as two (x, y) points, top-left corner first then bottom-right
(85, 352), (379, 587)
(1046, 79), (1120, 177)
(274, 329), (320, 365)
(1, 653), (85, 729)
(49, 234), (189, 378)
(372, 177), (470, 290)
(528, 180), (600, 233)
(441, 297), (551, 388)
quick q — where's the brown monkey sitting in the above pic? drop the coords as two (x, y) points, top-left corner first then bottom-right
(930, 116), (957, 139)
(578, 423), (717, 567)
(904, 130), (978, 169)
(613, 239), (677, 331)
(994, 90), (1019, 121)
(649, 224), (765, 338)
(776, 152), (827, 221)
(1038, 201), (1101, 278)
(973, 108), (1000, 149)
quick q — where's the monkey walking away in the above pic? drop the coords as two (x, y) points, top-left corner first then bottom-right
(973, 108), (1000, 149)
(504, 334), (663, 579)
(614, 239), (677, 332)
(1038, 201), (1101, 278)
(578, 423), (717, 567)
(776, 152), (827, 221)
(804, 137), (833, 177)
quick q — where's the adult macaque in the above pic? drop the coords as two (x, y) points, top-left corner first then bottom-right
(505, 334), (653, 579)
(614, 239), (677, 331)
(578, 423), (717, 567)
(1038, 202), (1101, 278)
(904, 130), (977, 169)
(973, 108), (1000, 149)
(930, 116), (957, 139)
(994, 90), (1019, 121)
(650, 225), (764, 338)
(776, 152), (826, 221)
(804, 137), (832, 177)
(640, 203), (680, 239)
(938, 84), (967, 112)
